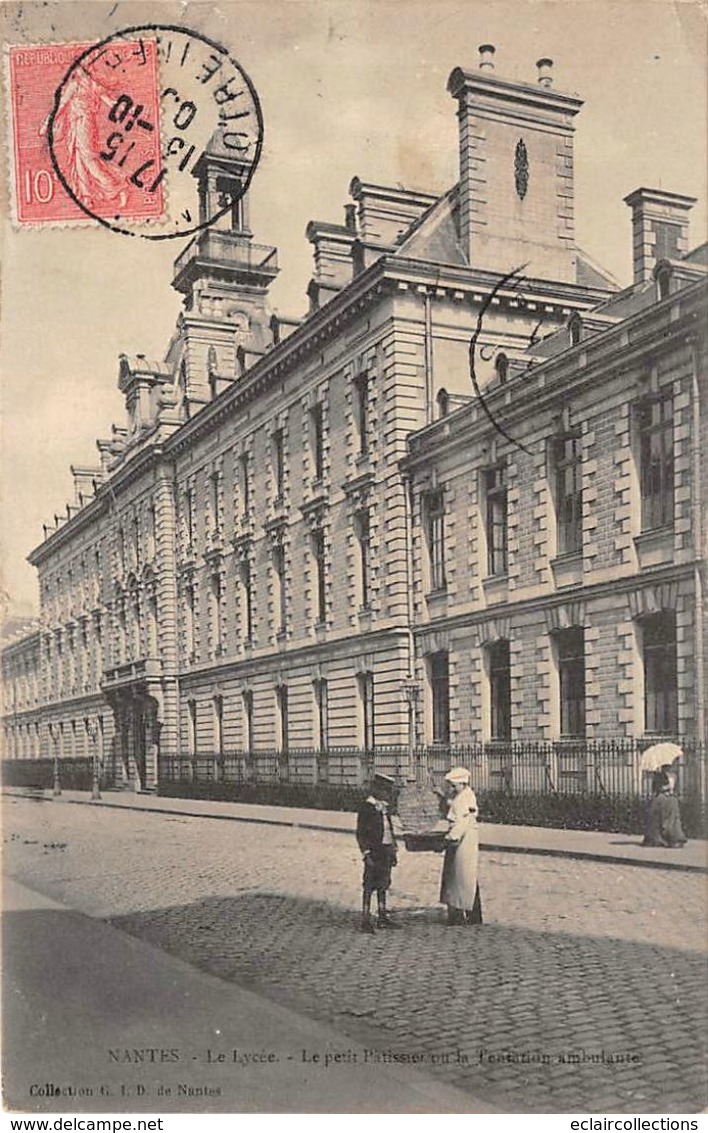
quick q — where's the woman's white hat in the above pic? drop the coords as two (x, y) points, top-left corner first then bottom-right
(444, 766), (471, 785)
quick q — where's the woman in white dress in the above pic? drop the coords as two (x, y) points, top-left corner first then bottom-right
(439, 766), (483, 926)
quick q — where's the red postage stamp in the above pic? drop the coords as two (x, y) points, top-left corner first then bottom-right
(7, 39), (165, 227)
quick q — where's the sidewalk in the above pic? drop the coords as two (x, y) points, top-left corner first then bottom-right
(6, 786), (706, 874)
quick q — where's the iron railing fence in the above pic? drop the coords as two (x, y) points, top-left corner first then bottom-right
(3, 739), (706, 804)
(1, 755), (94, 791)
(159, 739), (708, 803)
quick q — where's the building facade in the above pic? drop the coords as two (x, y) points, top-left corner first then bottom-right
(1, 628), (41, 760)
(404, 254), (707, 791)
(3, 47), (706, 794)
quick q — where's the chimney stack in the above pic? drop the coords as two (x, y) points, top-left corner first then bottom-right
(536, 58), (553, 87)
(447, 53), (582, 282)
(478, 44), (495, 71)
(624, 188), (696, 283)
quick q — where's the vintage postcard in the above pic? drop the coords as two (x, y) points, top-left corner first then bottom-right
(1, 0), (706, 1122)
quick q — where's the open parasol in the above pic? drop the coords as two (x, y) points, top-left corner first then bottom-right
(639, 742), (684, 773)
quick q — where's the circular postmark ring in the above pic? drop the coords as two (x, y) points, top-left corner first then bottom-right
(47, 23), (264, 240)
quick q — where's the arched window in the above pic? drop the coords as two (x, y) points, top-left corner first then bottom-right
(568, 314), (582, 347)
(495, 353), (509, 384)
(655, 262), (673, 302)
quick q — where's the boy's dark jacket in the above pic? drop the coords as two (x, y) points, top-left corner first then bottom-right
(356, 798), (397, 854)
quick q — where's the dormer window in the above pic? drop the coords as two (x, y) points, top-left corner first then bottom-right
(568, 314), (582, 347)
(655, 262), (673, 302)
(495, 353), (509, 384)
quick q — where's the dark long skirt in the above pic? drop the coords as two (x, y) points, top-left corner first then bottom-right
(643, 793), (687, 848)
(446, 882), (483, 925)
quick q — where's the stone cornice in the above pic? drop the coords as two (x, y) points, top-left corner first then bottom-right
(0, 629), (41, 659)
(447, 67), (584, 119)
(28, 444), (170, 567)
(411, 561), (696, 641)
(403, 277), (707, 467)
(178, 624), (412, 682)
(27, 246), (618, 565)
(166, 255), (612, 456)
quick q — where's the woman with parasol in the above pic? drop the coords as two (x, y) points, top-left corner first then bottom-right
(640, 743), (687, 848)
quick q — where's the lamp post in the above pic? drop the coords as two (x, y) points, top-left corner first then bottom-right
(49, 722), (61, 796)
(401, 679), (422, 781)
(85, 717), (101, 801)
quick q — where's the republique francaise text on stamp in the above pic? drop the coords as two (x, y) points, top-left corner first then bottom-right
(6, 24), (263, 236)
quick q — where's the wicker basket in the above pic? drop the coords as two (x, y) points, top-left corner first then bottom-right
(397, 782), (449, 853)
(402, 830), (448, 853)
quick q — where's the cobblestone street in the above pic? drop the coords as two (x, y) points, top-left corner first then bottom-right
(3, 795), (707, 1113)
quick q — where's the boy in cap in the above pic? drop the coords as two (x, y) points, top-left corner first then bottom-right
(356, 772), (400, 934)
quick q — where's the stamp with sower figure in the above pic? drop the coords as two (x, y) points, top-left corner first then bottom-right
(6, 24), (263, 236)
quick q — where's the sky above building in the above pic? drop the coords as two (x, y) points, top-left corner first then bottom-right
(1, 0), (706, 613)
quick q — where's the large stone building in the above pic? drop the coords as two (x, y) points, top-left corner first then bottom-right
(3, 47), (706, 794)
(404, 239), (706, 791)
(1, 627), (41, 761)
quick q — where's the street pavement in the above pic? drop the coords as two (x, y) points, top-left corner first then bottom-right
(3, 876), (485, 1114)
(2, 792), (707, 1114)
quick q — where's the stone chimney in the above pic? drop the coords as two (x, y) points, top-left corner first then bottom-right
(536, 58), (553, 87)
(623, 188), (696, 283)
(447, 49), (583, 282)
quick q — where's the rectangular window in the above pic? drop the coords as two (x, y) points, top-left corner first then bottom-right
(117, 607), (127, 664)
(552, 432), (583, 555)
(311, 402), (325, 481)
(132, 514), (140, 568)
(276, 685), (289, 752)
(430, 652), (450, 744)
(273, 545), (287, 635)
(489, 640), (511, 740)
(425, 489), (446, 591)
(147, 594), (158, 656)
(357, 510), (371, 609)
(210, 574), (222, 650)
(213, 695), (224, 755)
(643, 612), (678, 734)
(484, 464), (508, 576)
(241, 561), (253, 643)
(557, 627), (586, 739)
(147, 504), (156, 560)
(240, 453), (250, 516)
(184, 488), (194, 546)
(639, 391), (674, 531)
(210, 472), (220, 532)
(313, 528), (327, 624)
(272, 429), (285, 500)
(243, 690), (254, 750)
(185, 584), (195, 657)
(359, 671), (375, 751)
(354, 374), (369, 455)
(315, 679), (329, 749)
(187, 700), (197, 756)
